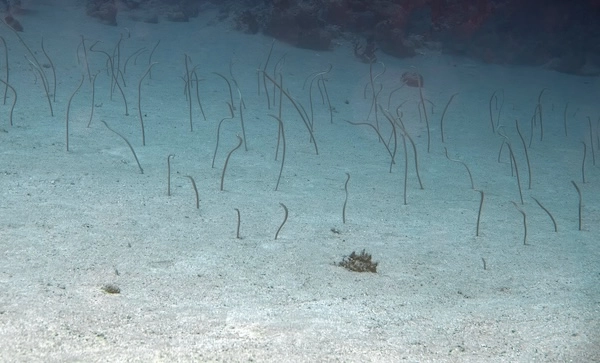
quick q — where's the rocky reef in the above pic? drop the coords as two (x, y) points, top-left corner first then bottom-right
(77, 0), (600, 76)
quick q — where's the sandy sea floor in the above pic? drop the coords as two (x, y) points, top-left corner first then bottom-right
(0, 1), (599, 362)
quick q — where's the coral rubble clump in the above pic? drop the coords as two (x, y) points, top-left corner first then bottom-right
(337, 249), (378, 273)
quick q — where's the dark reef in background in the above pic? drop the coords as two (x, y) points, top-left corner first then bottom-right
(84, 0), (202, 25)
(86, 0), (118, 25)
(79, 0), (600, 75)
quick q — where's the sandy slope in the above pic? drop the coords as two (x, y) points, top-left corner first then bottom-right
(0, 1), (598, 362)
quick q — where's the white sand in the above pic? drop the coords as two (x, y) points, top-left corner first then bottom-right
(0, 1), (598, 362)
